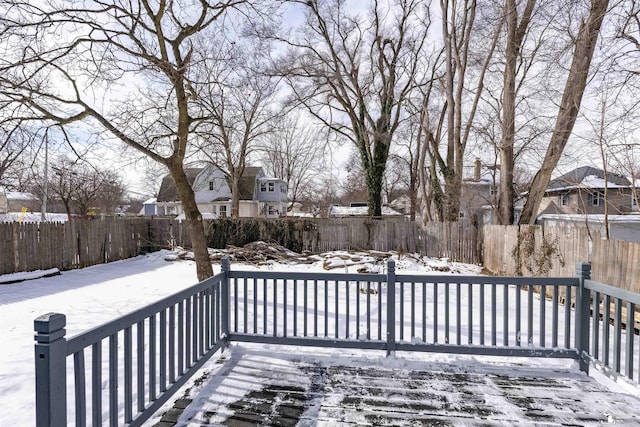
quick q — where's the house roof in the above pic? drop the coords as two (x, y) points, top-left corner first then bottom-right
(329, 205), (405, 217)
(547, 166), (631, 192)
(237, 166), (263, 200)
(157, 168), (203, 202)
(157, 166), (266, 202)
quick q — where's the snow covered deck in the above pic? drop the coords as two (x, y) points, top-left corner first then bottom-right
(155, 343), (640, 426)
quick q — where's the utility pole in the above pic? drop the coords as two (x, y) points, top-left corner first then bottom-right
(41, 132), (48, 222)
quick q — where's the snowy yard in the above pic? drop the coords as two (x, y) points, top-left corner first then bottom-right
(1, 250), (639, 426)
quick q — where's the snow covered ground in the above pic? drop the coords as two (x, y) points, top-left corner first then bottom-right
(0, 250), (638, 426)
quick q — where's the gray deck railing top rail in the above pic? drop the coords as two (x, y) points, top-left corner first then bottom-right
(33, 259), (640, 426)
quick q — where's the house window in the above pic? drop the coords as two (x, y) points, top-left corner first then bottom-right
(459, 211), (465, 219)
(209, 181), (215, 191)
(633, 195), (639, 211)
(588, 192), (604, 207)
(260, 182), (267, 192)
(268, 205), (277, 216)
(281, 183), (287, 193)
(268, 182), (274, 192)
(490, 185), (497, 196)
(559, 193), (569, 206)
(219, 205), (227, 217)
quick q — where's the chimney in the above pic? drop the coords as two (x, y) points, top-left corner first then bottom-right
(474, 158), (481, 181)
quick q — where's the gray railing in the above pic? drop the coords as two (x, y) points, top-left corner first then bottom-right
(34, 259), (639, 426)
(34, 271), (228, 427)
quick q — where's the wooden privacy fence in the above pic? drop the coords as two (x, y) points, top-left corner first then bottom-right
(0, 219), (166, 276)
(1, 217), (482, 276)
(483, 224), (640, 295)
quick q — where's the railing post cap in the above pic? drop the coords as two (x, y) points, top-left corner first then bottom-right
(34, 313), (66, 333)
(221, 256), (230, 269)
(575, 262), (591, 272)
(387, 258), (395, 271)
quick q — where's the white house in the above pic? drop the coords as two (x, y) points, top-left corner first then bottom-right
(149, 165), (288, 218)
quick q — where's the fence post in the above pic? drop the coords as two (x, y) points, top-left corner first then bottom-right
(575, 262), (591, 373)
(386, 259), (396, 357)
(221, 257), (230, 347)
(34, 313), (67, 427)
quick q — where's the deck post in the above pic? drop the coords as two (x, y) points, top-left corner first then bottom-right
(34, 312), (67, 427)
(221, 257), (230, 347)
(386, 259), (396, 357)
(575, 262), (591, 373)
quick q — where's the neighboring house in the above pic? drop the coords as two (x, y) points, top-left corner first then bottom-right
(461, 159), (499, 224)
(538, 213), (640, 243)
(328, 203), (405, 218)
(390, 195), (411, 215)
(537, 166), (635, 217)
(151, 165), (288, 218)
(0, 187), (40, 214)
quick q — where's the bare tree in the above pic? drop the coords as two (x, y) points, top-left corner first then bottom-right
(194, 31), (281, 217)
(519, 0), (611, 224)
(497, 0), (537, 225)
(274, 0), (429, 216)
(0, 1), (265, 280)
(260, 114), (326, 210)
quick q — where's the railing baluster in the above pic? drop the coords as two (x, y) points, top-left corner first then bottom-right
(124, 327), (133, 422)
(108, 334), (118, 427)
(324, 280), (329, 337)
(160, 310), (167, 393)
(137, 321), (145, 413)
(479, 283), (485, 345)
(491, 284), (497, 346)
(263, 279), (268, 335)
(334, 280), (339, 338)
(74, 350), (87, 427)
(294, 279), (298, 336)
(91, 342), (102, 427)
(150, 314), (157, 402)
(314, 279), (318, 337)
(564, 286), (572, 349)
(625, 302), (635, 380)
(540, 285), (546, 347)
(528, 285), (534, 346)
(356, 281), (361, 339)
(377, 280), (382, 341)
(169, 306), (176, 382)
(284, 279), (289, 337)
(592, 291), (600, 360)
(178, 301), (184, 376)
(253, 279), (258, 334)
(552, 286), (559, 348)
(197, 292), (203, 357)
(613, 299), (622, 373)
(185, 297), (191, 369)
(467, 283), (473, 345)
(456, 282), (461, 345)
(345, 280), (350, 339)
(515, 285), (521, 346)
(243, 278), (248, 334)
(274, 279), (279, 337)
(433, 283), (439, 343)
(503, 284), (509, 346)
(399, 281), (405, 341)
(445, 283), (450, 344)
(234, 278), (238, 333)
(205, 289), (211, 349)
(411, 282), (416, 340)
(603, 295), (611, 366)
(366, 282), (371, 340)
(304, 280), (308, 337)
(422, 282), (427, 343)
(192, 294), (198, 362)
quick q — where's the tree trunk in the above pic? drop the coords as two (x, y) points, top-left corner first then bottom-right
(230, 172), (240, 218)
(170, 165), (213, 281)
(498, 0), (535, 225)
(519, 0), (610, 224)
